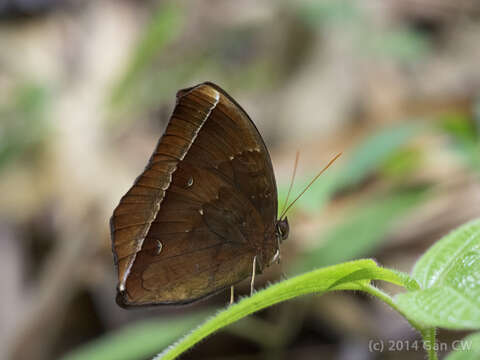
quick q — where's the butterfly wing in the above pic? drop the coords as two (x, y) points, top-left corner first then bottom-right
(111, 83), (279, 306)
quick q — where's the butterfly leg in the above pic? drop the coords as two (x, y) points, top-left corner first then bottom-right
(276, 236), (282, 264)
(230, 286), (234, 305)
(250, 256), (257, 296)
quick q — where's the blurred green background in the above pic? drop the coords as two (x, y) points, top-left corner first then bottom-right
(1, 0), (479, 359)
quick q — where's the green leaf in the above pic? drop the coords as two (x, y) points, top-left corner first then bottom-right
(396, 219), (480, 330)
(111, 2), (184, 105)
(277, 123), (424, 215)
(337, 123), (424, 190)
(0, 83), (50, 171)
(439, 112), (478, 143)
(437, 113), (480, 172)
(60, 313), (210, 360)
(445, 332), (480, 360)
(362, 28), (431, 61)
(154, 259), (415, 360)
(412, 219), (480, 288)
(299, 0), (360, 26)
(380, 147), (423, 180)
(293, 188), (427, 272)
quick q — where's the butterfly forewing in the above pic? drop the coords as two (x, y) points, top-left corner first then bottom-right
(111, 83), (279, 306)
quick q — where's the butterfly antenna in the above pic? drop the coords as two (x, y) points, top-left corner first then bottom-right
(280, 152), (342, 219)
(280, 150), (300, 217)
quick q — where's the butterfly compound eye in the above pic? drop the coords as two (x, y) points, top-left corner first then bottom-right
(276, 218), (289, 242)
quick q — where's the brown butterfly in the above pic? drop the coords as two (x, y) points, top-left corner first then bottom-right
(110, 82), (339, 307)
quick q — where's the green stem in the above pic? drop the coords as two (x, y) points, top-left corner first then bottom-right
(154, 259), (378, 360)
(362, 284), (437, 360)
(421, 327), (438, 360)
(153, 260), (432, 360)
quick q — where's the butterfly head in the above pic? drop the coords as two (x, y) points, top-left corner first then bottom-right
(276, 217), (289, 243)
